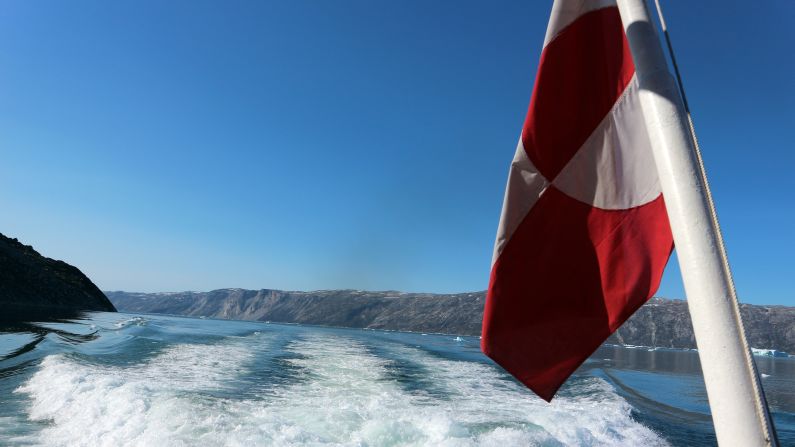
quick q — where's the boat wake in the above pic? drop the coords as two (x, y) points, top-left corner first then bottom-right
(11, 326), (669, 446)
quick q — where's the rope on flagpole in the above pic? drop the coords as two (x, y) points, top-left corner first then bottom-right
(652, 1), (779, 444)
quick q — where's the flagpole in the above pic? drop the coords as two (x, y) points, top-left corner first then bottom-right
(615, 1), (778, 446)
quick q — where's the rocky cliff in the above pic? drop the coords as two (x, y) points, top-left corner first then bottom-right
(106, 289), (795, 352)
(1, 233), (116, 320)
(608, 298), (795, 353)
(106, 289), (486, 335)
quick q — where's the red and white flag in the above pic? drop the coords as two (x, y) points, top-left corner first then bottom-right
(481, 0), (674, 401)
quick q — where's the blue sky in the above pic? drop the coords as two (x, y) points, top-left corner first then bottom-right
(0, 1), (792, 305)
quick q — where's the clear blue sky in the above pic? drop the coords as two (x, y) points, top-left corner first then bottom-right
(0, 1), (792, 305)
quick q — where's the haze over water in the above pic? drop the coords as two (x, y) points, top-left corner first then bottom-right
(0, 312), (793, 446)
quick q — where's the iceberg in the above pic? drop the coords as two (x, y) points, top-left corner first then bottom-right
(751, 348), (789, 358)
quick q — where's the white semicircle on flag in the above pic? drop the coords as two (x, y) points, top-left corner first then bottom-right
(552, 75), (662, 211)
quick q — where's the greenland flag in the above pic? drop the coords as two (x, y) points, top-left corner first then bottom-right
(481, 0), (674, 401)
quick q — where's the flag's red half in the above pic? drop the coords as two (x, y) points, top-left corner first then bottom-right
(481, 2), (674, 401)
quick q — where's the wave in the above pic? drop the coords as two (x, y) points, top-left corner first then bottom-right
(112, 317), (147, 329)
(15, 340), (256, 446)
(14, 332), (668, 446)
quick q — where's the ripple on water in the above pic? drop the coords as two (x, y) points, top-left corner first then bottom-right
(13, 330), (669, 447)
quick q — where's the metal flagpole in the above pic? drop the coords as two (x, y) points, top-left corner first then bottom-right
(650, 2), (781, 444)
(615, 1), (779, 446)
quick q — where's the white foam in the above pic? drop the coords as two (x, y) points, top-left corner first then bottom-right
(16, 333), (669, 446)
(16, 341), (256, 446)
(379, 344), (669, 446)
(113, 316), (147, 329)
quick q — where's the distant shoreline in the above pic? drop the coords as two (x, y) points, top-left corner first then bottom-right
(105, 289), (795, 353)
(110, 309), (795, 359)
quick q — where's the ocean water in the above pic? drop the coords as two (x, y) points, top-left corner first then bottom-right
(0, 313), (792, 446)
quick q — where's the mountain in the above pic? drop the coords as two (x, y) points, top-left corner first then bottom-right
(106, 289), (795, 353)
(610, 298), (795, 353)
(106, 289), (485, 335)
(0, 233), (116, 320)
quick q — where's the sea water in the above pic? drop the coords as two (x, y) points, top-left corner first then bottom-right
(0, 312), (792, 446)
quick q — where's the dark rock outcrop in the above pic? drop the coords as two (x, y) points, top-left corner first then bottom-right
(0, 233), (116, 320)
(106, 289), (795, 352)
